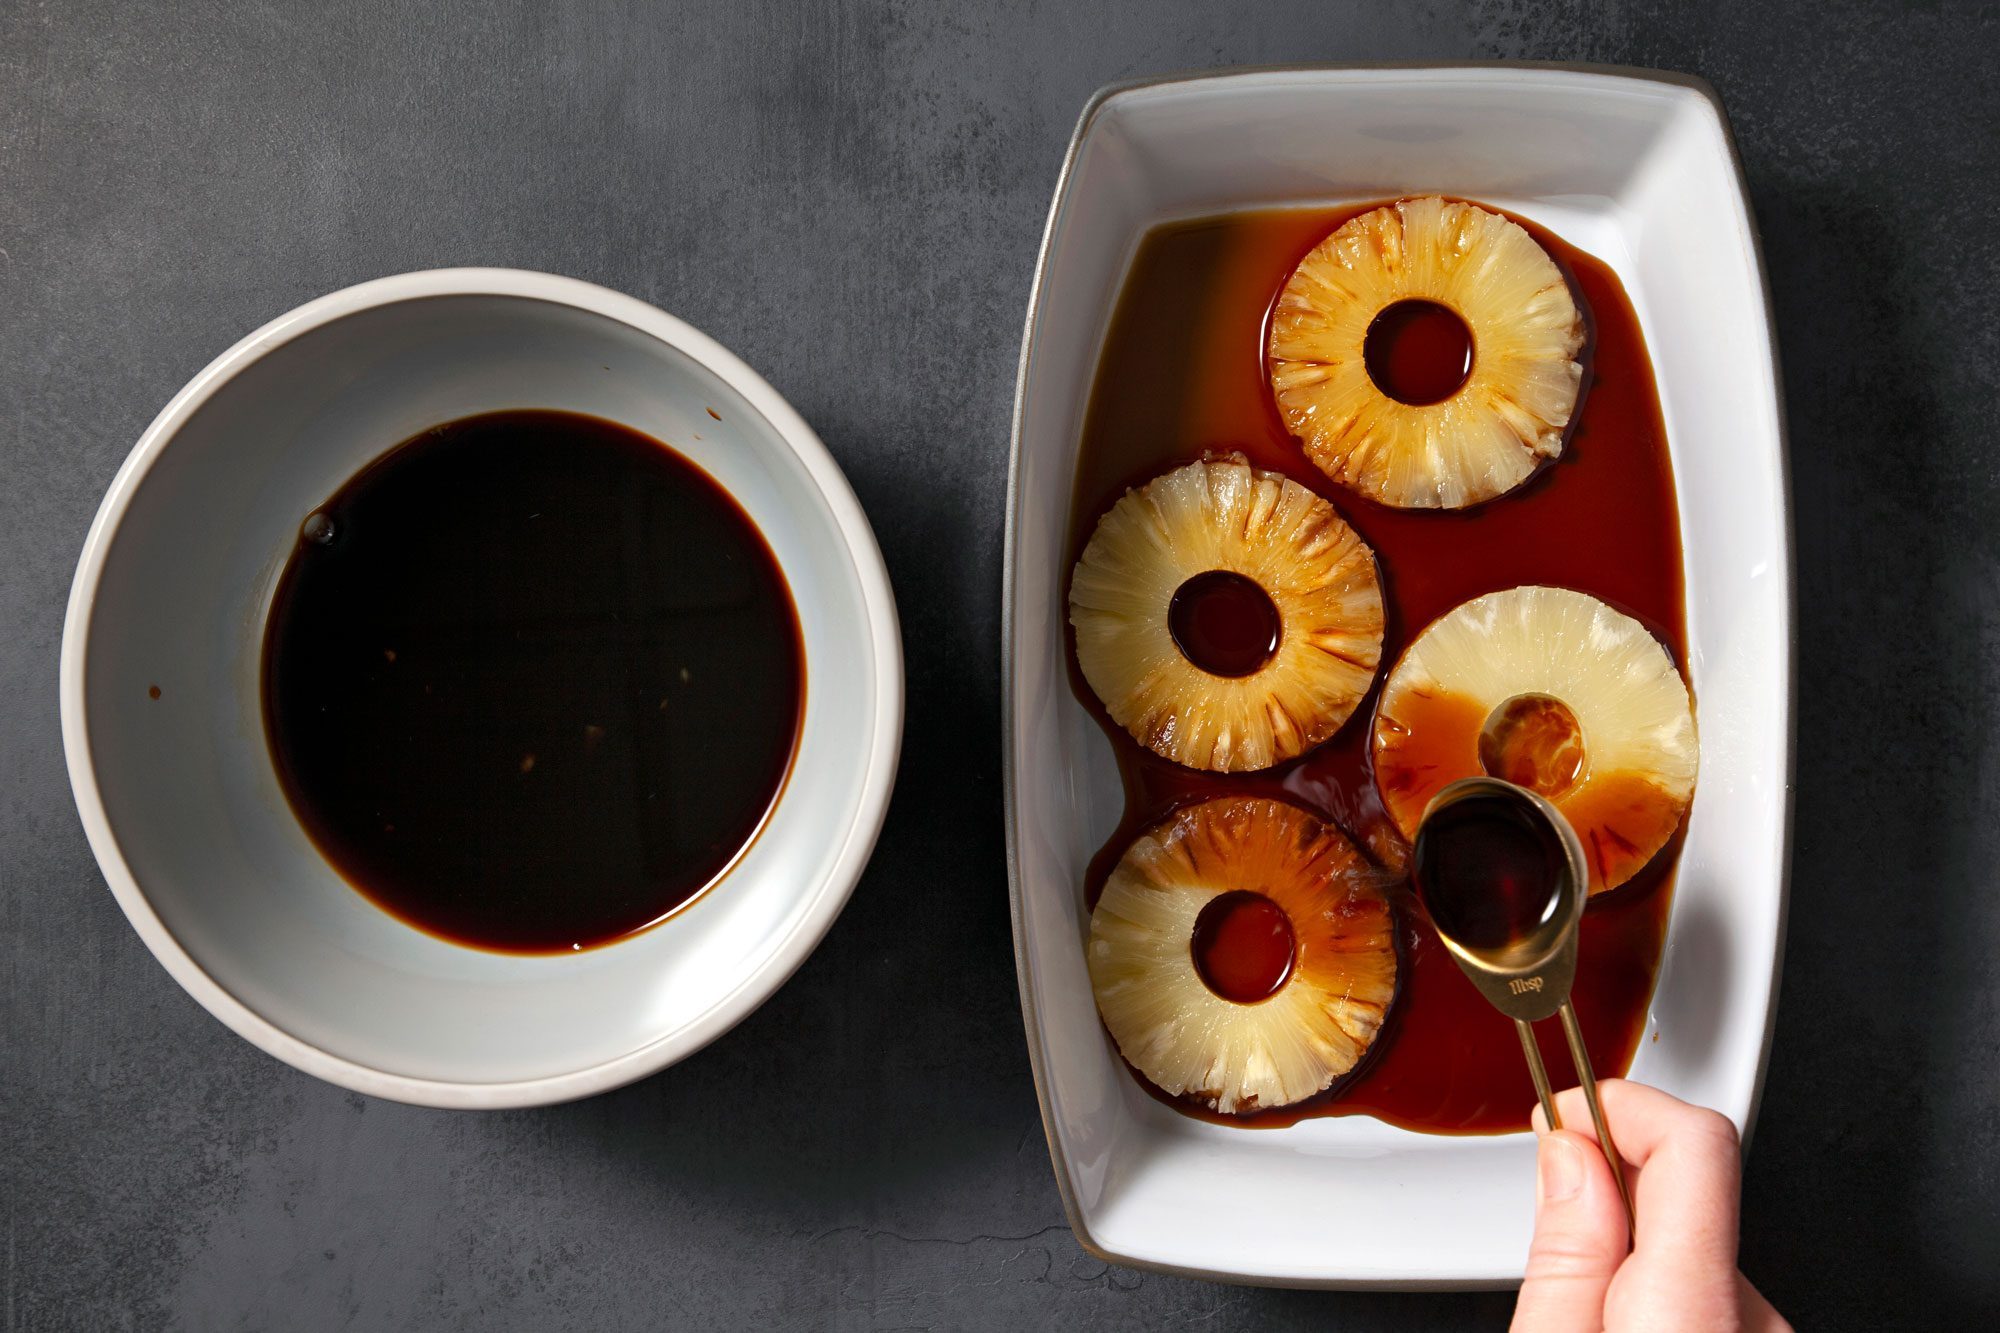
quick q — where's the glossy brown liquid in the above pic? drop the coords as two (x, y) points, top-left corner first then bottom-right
(1413, 793), (1566, 955)
(1067, 205), (1686, 1133)
(263, 410), (804, 954)
(1192, 890), (1297, 1002)
(1168, 570), (1282, 677)
(1480, 694), (1588, 799)
(1364, 299), (1475, 405)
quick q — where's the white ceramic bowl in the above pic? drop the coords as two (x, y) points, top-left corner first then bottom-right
(62, 269), (902, 1108)
(1005, 67), (1792, 1286)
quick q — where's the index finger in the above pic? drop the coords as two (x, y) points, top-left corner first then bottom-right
(1534, 1079), (1744, 1169)
(1536, 1080), (1744, 1288)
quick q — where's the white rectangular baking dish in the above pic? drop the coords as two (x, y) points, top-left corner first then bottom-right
(1002, 65), (1792, 1287)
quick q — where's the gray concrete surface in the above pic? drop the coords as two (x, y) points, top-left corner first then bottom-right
(4, 1), (1997, 1328)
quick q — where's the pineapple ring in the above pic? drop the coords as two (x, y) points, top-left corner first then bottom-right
(1088, 798), (1397, 1114)
(1373, 586), (1698, 894)
(1069, 456), (1384, 773)
(1269, 196), (1586, 510)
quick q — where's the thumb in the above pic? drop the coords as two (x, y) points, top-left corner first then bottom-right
(1510, 1130), (1631, 1332)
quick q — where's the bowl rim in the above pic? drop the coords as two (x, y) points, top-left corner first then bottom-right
(59, 267), (905, 1108)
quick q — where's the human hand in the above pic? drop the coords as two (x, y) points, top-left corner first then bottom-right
(1511, 1079), (1790, 1332)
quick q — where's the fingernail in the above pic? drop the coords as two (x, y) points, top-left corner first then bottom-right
(1539, 1134), (1583, 1203)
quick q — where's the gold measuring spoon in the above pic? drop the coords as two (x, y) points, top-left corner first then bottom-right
(1412, 776), (1636, 1230)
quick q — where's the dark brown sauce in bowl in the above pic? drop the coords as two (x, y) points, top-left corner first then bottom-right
(1067, 205), (1686, 1134)
(262, 410), (804, 954)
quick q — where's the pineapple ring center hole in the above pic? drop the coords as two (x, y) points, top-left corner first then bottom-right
(1191, 890), (1296, 1003)
(1478, 693), (1587, 799)
(1363, 299), (1474, 406)
(1167, 570), (1281, 678)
